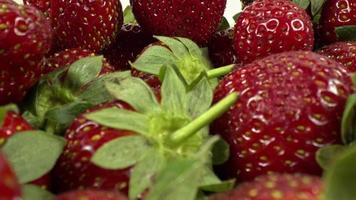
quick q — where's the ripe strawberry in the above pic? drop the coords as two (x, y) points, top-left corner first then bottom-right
(131, 0), (227, 45)
(0, 108), (51, 189)
(42, 48), (115, 75)
(23, 0), (50, 19)
(0, 1), (52, 105)
(317, 42), (356, 72)
(55, 190), (127, 200)
(212, 51), (353, 181)
(51, 0), (123, 52)
(53, 101), (134, 194)
(104, 24), (154, 71)
(319, 0), (356, 44)
(234, 0), (314, 64)
(208, 28), (238, 67)
(209, 173), (323, 200)
(0, 152), (21, 200)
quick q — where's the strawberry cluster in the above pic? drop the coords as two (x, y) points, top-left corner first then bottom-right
(0, 0), (355, 199)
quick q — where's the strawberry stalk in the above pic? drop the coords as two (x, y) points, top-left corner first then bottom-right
(170, 92), (238, 144)
(207, 64), (235, 79)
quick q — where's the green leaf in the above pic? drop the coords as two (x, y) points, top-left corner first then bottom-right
(233, 13), (241, 22)
(0, 104), (18, 126)
(105, 77), (160, 114)
(212, 138), (230, 165)
(123, 6), (136, 24)
(145, 158), (204, 200)
(22, 184), (54, 200)
(129, 149), (165, 200)
(161, 66), (187, 115)
(293, 0), (310, 9)
(45, 101), (92, 134)
(325, 147), (356, 200)
(64, 56), (103, 91)
(79, 71), (131, 105)
(186, 77), (213, 118)
(22, 111), (42, 129)
(154, 36), (189, 58)
(175, 37), (202, 58)
(311, 0), (326, 16)
(218, 17), (230, 31)
(85, 107), (149, 135)
(351, 73), (356, 87)
(131, 46), (176, 75)
(31, 82), (56, 127)
(91, 135), (150, 170)
(316, 145), (347, 170)
(2, 131), (65, 183)
(341, 93), (356, 144)
(199, 167), (235, 192)
(336, 25), (356, 42)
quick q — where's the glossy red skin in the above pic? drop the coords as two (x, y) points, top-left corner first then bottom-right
(208, 28), (238, 67)
(0, 153), (21, 200)
(0, 111), (51, 189)
(23, 0), (50, 19)
(53, 101), (134, 194)
(209, 173), (323, 200)
(212, 51), (353, 181)
(104, 24), (155, 71)
(0, 2), (52, 105)
(42, 48), (115, 75)
(234, 0), (314, 64)
(319, 0), (356, 44)
(131, 0), (227, 45)
(55, 190), (128, 200)
(317, 42), (356, 72)
(51, 0), (123, 52)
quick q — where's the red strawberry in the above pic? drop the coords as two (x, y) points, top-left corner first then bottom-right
(319, 0), (356, 44)
(0, 1), (52, 105)
(131, 0), (227, 45)
(0, 109), (51, 189)
(55, 190), (127, 200)
(0, 152), (21, 199)
(212, 51), (353, 181)
(42, 48), (115, 75)
(23, 0), (50, 19)
(209, 173), (323, 200)
(317, 42), (356, 72)
(53, 101), (134, 194)
(51, 0), (123, 52)
(104, 24), (155, 71)
(233, 0), (314, 64)
(208, 28), (238, 67)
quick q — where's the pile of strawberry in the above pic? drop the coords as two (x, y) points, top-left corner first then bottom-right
(0, 0), (355, 199)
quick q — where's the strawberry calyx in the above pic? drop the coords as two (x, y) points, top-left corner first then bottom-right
(23, 56), (129, 135)
(131, 36), (233, 87)
(336, 25), (356, 42)
(85, 66), (238, 199)
(0, 104), (19, 126)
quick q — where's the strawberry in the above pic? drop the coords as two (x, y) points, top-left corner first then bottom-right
(212, 51), (354, 181)
(53, 101), (134, 194)
(130, 0), (227, 45)
(50, 0), (123, 52)
(0, 107), (51, 189)
(0, 1), (52, 105)
(104, 24), (154, 71)
(23, 0), (50, 19)
(55, 190), (127, 200)
(209, 173), (323, 200)
(317, 42), (356, 72)
(208, 28), (238, 67)
(233, 0), (314, 64)
(42, 48), (115, 75)
(0, 152), (21, 199)
(319, 0), (356, 44)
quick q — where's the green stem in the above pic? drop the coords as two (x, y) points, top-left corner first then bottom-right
(207, 64), (235, 79)
(170, 92), (239, 144)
